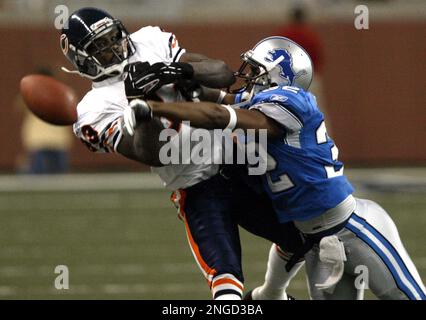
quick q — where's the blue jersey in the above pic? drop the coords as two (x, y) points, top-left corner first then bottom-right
(240, 86), (354, 223)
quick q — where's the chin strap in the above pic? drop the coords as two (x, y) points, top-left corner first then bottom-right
(61, 66), (102, 81)
(61, 66), (82, 75)
(61, 59), (129, 81)
(246, 55), (285, 99)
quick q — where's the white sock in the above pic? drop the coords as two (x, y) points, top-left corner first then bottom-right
(215, 294), (241, 300)
(211, 273), (243, 300)
(252, 244), (304, 300)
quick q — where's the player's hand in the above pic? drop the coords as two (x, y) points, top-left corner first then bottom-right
(124, 62), (155, 100)
(124, 62), (194, 100)
(123, 99), (153, 136)
(176, 79), (202, 101)
(154, 61), (194, 82)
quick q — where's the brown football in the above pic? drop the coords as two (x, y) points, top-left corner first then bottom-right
(20, 74), (78, 126)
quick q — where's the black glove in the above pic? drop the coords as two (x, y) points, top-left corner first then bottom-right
(176, 79), (202, 101)
(125, 61), (194, 100)
(124, 62), (152, 100)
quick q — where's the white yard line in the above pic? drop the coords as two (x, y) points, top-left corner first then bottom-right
(0, 168), (424, 192)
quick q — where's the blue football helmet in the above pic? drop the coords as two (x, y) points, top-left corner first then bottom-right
(60, 7), (135, 80)
(235, 36), (313, 96)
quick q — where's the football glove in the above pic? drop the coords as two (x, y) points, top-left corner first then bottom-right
(176, 79), (202, 101)
(123, 99), (153, 136)
(124, 61), (194, 100)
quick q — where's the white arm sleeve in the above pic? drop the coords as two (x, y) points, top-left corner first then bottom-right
(130, 26), (186, 64)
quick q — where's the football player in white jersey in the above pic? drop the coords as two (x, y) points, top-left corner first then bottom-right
(60, 7), (303, 300)
(125, 36), (426, 300)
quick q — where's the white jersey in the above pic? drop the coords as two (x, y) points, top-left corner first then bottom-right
(73, 26), (219, 190)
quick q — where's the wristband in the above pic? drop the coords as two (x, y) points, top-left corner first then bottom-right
(221, 104), (237, 131)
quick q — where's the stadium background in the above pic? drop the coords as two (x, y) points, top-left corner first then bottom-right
(0, 0), (424, 299)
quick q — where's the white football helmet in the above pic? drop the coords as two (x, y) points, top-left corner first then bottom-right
(235, 36), (313, 97)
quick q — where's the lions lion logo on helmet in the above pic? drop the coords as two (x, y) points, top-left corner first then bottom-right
(265, 49), (307, 86)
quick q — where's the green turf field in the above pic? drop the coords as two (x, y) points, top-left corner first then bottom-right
(0, 186), (424, 300)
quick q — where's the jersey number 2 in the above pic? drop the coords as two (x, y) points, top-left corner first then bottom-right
(266, 121), (343, 193)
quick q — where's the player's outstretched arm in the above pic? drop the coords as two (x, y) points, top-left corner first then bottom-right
(147, 100), (283, 138)
(196, 86), (236, 104)
(179, 53), (235, 88)
(117, 116), (166, 167)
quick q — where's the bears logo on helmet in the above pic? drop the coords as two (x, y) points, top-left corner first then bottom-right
(60, 7), (136, 81)
(60, 34), (69, 55)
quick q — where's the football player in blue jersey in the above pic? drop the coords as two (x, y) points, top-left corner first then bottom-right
(125, 36), (426, 300)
